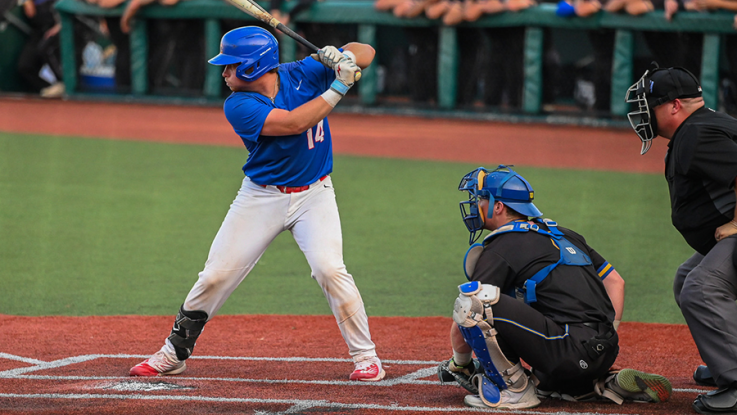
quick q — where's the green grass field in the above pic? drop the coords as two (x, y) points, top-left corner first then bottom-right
(0, 132), (693, 323)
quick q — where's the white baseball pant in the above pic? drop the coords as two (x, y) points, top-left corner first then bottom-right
(181, 175), (377, 361)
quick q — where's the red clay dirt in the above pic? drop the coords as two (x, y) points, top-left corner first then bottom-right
(0, 315), (706, 414)
(0, 98), (700, 414)
(0, 97), (666, 173)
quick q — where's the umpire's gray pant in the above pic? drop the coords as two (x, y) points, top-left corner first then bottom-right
(674, 235), (737, 389)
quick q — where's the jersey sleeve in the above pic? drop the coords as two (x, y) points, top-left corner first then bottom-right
(472, 248), (516, 292)
(299, 56), (335, 93)
(561, 227), (613, 280)
(223, 94), (273, 143)
(686, 124), (737, 188)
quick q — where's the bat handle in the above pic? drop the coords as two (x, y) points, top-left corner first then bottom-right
(273, 22), (361, 82)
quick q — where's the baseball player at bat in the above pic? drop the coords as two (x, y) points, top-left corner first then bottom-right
(130, 26), (385, 382)
(438, 165), (671, 409)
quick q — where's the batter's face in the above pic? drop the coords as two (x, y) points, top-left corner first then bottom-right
(222, 63), (250, 92)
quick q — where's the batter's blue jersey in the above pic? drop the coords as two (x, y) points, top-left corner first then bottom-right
(223, 57), (337, 187)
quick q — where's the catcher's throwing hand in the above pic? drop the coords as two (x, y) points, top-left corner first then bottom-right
(311, 46), (344, 69)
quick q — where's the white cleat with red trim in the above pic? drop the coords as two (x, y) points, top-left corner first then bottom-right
(350, 356), (386, 381)
(130, 350), (186, 377)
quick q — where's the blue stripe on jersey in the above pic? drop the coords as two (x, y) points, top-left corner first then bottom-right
(597, 262), (614, 280)
(223, 57), (337, 187)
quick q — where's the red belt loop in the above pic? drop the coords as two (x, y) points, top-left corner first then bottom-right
(259, 175), (328, 194)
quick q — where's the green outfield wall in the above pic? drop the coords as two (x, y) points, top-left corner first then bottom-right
(55, 0), (736, 114)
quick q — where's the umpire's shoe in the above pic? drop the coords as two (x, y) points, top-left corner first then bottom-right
(694, 388), (737, 414)
(694, 365), (718, 387)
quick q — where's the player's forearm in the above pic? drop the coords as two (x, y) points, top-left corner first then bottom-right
(261, 97), (333, 136)
(602, 270), (625, 326)
(342, 43), (375, 70)
(705, 0), (737, 9)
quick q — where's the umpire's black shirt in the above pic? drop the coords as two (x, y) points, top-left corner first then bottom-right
(472, 223), (615, 326)
(666, 106), (737, 255)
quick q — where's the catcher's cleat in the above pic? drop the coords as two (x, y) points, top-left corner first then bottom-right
(464, 377), (541, 409)
(130, 350), (186, 377)
(598, 369), (672, 403)
(438, 358), (480, 393)
(350, 356), (386, 382)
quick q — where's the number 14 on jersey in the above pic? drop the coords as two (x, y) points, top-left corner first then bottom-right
(307, 120), (324, 150)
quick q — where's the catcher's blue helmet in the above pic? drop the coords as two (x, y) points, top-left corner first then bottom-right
(208, 26), (279, 81)
(458, 165), (543, 244)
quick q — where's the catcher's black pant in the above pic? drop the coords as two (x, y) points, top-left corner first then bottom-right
(674, 235), (737, 389)
(490, 295), (618, 396)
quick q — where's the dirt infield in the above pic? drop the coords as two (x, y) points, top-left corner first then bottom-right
(0, 315), (706, 415)
(0, 98), (666, 174)
(0, 98), (703, 414)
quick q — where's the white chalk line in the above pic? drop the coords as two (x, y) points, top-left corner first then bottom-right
(0, 352), (46, 365)
(0, 352), (708, 414)
(0, 393), (638, 415)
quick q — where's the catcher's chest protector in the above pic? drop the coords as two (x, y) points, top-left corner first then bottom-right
(472, 219), (593, 304)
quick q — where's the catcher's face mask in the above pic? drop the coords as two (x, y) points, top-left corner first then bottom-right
(625, 70), (658, 155)
(459, 168), (491, 245)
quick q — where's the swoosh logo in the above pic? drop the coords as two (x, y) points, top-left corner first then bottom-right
(296, 79), (303, 90)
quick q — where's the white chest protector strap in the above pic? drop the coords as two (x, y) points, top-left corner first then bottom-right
(452, 281), (530, 407)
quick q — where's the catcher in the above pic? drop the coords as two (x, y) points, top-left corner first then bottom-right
(438, 165), (672, 409)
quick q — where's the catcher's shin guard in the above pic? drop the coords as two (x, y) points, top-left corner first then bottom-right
(453, 281), (531, 408)
(168, 305), (208, 361)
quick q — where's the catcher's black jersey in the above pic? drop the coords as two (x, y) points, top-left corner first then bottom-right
(471, 224), (615, 325)
(666, 106), (737, 255)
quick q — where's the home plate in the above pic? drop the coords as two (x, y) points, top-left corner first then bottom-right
(101, 380), (195, 392)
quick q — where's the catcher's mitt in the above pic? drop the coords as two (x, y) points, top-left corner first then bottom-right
(437, 358), (481, 394)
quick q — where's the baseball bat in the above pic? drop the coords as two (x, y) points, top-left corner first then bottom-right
(224, 0), (361, 81)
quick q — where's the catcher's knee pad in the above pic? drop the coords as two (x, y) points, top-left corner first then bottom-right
(168, 305), (208, 361)
(453, 282), (529, 407)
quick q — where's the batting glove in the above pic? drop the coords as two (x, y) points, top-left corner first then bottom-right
(330, 58), (360, 95)
(312, 46), (344, 69)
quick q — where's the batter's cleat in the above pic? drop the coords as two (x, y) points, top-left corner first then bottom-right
(605, 369), (672, 403)
(464, 378), (541, 409)
(130, 350), (186, 377)
(350, 356), (386, 382)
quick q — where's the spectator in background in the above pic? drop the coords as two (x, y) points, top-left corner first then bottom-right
(483, 0), (537, 110)
(640, 0), (702, 82)
(85, 0), (131, 92)
(688, 0), (737, 114)
(384, 0), (535, 109)
(269, 0), (315, 27)
(120, 0), (205, 95)
(17, 0), (64, 97)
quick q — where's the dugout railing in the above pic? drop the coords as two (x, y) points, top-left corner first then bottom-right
(54, 0), (737, 116)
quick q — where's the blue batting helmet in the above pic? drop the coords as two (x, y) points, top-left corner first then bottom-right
(208, 26), (279, 81)
(458, 165), (543, 244)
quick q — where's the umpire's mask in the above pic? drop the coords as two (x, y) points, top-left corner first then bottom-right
(625, 63), (702, 155)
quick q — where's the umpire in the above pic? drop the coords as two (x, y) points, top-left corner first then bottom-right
(626, 64), (737, 414)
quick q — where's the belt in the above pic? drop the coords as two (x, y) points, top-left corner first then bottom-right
(259, 175), (328, 194)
